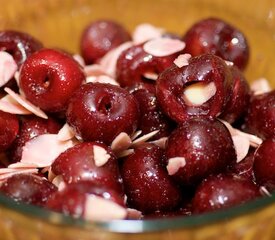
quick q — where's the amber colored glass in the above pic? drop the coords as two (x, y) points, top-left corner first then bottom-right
(0, 0), (275, 239)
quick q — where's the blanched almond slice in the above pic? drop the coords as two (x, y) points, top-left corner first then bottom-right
(99, 41), (133, 77)
(84, 195), (127, 221)
(224, 60), (234, 67)
(8, 162), (38, 169)
(86, 75), (119, 86)
(117, 149), (134, 158)
(93, 145), (111, 167)
(47, 167), (56, 182)
(150, 137), (168, 149)
(111, 132), (132, 153)
(127, 208), (143, 219)
(0, 51), (17, 87)
(21, 134), (75, 168)
(232, 135), (250, 163)
(131, 130), (159, 147)
(84, 64), (107, 77)
(143, 38), (185, 57)
(260, 186), (272, 197)
(174, 54), (192, 68)
(183, 82), (217, 106)
(4, 87), (48, 119)
(250, 78), (271, 95)
(132, 23), (164, 44)
(221, 119), (263, 148)
(73, 54), (85, 67)
(142, 72), (158, 81)
(0, 95), (32, 115)
(52, 175), (66, 190)
(131, 130), (142, 141)
(57, 123), (75, 141)
(167, 157), (186, 175)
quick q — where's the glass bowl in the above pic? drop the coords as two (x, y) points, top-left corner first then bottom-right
(0, 0), (275, 239)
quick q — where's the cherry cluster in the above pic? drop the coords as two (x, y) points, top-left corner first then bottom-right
(0, 18), (273, 221)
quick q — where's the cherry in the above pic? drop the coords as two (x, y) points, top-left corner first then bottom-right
(253, 138), (275, 191)
(156, 54), (233, 123)
(46, 181), (125, 220)
(66, 82), (140, 145)
(80, 20), (131, 64)
(8, 115), (61, 163)
(0, 30), (43, 67)
(192, 174), (261, 213)
(51, 142), (124, 196)
(166, 117), (236, 186)
(120, 143), (182, 214)
(183, 18), (250, 70)
(116, 43), (181, 88)
(0, 173), (57, 207)
(243, 90), (275, 140)
(220, 65), (251, 124)
(132, 88), (174, 139)
(0, 111), (19, 152)
(19, 48), (85, 113)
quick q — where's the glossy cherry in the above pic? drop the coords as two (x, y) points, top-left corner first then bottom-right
(253, 138), (275, 191)
(192, 173), (261, 213)
(183, 18), (250, 70)
(166, 117), (236, 186)
(132, 87), (174, 139)
(0, 173), (57, 207)
(220, 65), (251, 124)
(0, 111), (19, 152)
(19, 48), (85, 113)
(8, 115), (61, 163)
(66, 82), (140, 145)
(0, 30), (43, 67)
(156, 54), (233, 123)
(116, 43), (182, 88)
(80, 20), (131, 64)
(120, 143), (182, 214)
(51, 142), (124, 196)
(243, 90), (275, 140)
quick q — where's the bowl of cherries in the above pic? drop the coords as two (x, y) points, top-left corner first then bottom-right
(0, 0), (275, 240)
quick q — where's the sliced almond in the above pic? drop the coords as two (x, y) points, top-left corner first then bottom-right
(93, 145), (111, 167)
(143, 38), (185, 57)
(142, 72), (158, 81)
(183, 82), (217, 106)
(150, 137), (168, 149)
(132, 23), (164, 44)
(232, 135), (250, 163)
(127, 208), (143, 220)
(57, 123), (75, 141)
(167, 157), (186, 175)
(111, 132), (132, 154)
(84, 195), (127, 221)
(131, 130), (159, 147)
(0, 94), (32, 115)
(117, 149), (134, 158)
(250, 78), (271, 95)
(0, 51), (18, 88)
(173, 54), (191, 68)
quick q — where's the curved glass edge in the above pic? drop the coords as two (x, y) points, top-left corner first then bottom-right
(0, 192), (274, 233)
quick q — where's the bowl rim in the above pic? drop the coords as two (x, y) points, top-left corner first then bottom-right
(0, 191), (274, 233)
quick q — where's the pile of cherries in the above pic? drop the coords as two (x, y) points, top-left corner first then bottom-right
(0, 17), (274, 222)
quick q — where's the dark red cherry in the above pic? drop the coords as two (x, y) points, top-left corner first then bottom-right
(8, 116), (61, 163)
(156, 54), (233, 123)
(46, 181), (125, 220)
(183, 18), (250, 70)
(19, 48), (85, 113)
(253, 138), (275, 191)
(0, 173), (57, 207)
(66, 82), (140, 145)
(243, 90), (275, 140)
(166, 117), (236, 186)
(192, 174), (261, 213)
(116, 43), (182, 88)
(80, 20), (131, 64)
(0, 30), (43, 67)
(220, 66), (251, 124)
(227, 149), (255, 181)
(0, 111), (19, 152)
(51, 142), (124, 196)
(132, 88), (174, 139)
(121, 143), (182, 214)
